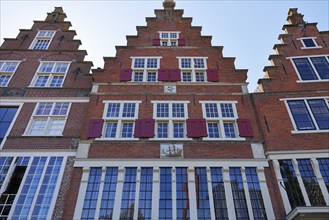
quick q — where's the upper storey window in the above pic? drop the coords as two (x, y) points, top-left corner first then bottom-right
(29, 30), (56, 50)
(0, 61), (20, 87)
(131, 57), (161, 82)
(178, 57), (208, 82)
(298, 37), (322, 49)
(291, 56), (329, 81)
(159, 31), (180, 46)
(30, 62), (70, 87)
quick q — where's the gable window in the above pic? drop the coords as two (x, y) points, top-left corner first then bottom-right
(298, 37), (321, 49)
(152, 101), (189, 139)
(286, 98), (329, 132)
(0, 61), (20, 87)
(291, 56), (329, 81)
(31, 62), (70, 87)
(102, 101), (141, 139)
(178, 57), (208, 82)
(131, 57), (160, 82)
(26, 102), (70, 136)
(201, 101), (242, 139)
(29, 30), (56, 50)
(159, 31), (179, 46)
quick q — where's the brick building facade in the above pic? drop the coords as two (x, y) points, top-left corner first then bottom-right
(0, 1), (328, 220)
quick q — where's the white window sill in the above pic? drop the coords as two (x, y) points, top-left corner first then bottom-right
(22, 134), (64, 137)
(95, 138), (139, 141)
(291, 130), (329, 134)
(203, 137), (246, 141)
(296, 79), (329, 83)
(301, 46), (322, 49)
(149, 138), (193, 141)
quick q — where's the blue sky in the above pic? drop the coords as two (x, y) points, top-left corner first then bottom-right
(1, 0), (328, 91)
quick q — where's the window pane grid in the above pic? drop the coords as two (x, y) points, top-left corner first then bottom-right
(134, 59), (145, 68)
(159, 168), (172, 220)
(157, 122), (168, 138)
(122, 103), (136, 118)
(310, 57), (329, 79)
(134, 72), (143, 82)
(245, 168), (267, 220)
(105, 122), (117, 138)
(176, 168), (190, 220)
(318, 158), (329, 192)
(195, 168), (211, 220)
(172, 103), (185, 118)
(182, 72), (192, 82)
(223, 122), (236, 138)
(220, 103), (235, 118)
(307, 99), (329, 130)
(279, 160), (305, 208)
(99, 168), (118, 220)
(121, 122), (133, 138)
(120, 168), (137, 220)
(147, 72), (156, 82)
(229, 168), (249, 220)
(205, 103), (219, 118)
(293, 58), (318, 80)
(194, 59), (205, 68)
(106, 103), (120, 118)
(173, 122), (184, 138)
(207, 122), (220, 138)
(138, 168), (153, 220)
(146, 58), (158, 68)
(181, 59), (191, 69)
(81, 168), (102, 220)
(297, 159), (326, 206)
(0, 157), (13, 189)
(288, 100), (315, 130)
(156, 103), (169, 118)
(210, 168), (228, 219)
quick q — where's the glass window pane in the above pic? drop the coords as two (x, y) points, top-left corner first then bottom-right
(310, 57), (329, 79)
(293, 58), (318, 80)
(220, 103), (235, 118)
(105, 123), (117, 138)
(122, 103), (136, 118)
(156, 103), (169, 118)
(288, 100), (315, 130)
(205, 103), (219, 118)
(106, 103), (120, 118)
(210, 168), (228, 219)
(307, 99), (329, 129)
(120, 168), (137, 220)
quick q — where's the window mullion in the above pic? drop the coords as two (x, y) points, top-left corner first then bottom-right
(222, 167), (236, 219)
(292, 159), (311, 206)
(151, 167), (160, 219)
(206, 167), (216, 219)
(112, 167), (125, 219)
(172, 167), (177, 220)
(241, 167), (254, 219)
(311, 158), (329, 205)
(116, 120), (122, 139)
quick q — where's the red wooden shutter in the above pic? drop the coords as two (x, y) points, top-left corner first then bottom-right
(206, 69), (219, 82)
(178, 38), (186, 46)
(158, 69), (170, 81)
(169, 69), (181, 81)
(134, 119), (155, 138)
(186, 118), (207, 138)
(88, 119), (104, 138)
(120, 69), (132, 82)
(153, 38), (161, 46)
(237, 119), (254, 138)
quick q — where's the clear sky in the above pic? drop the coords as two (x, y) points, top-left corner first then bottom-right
(1, 0), (328, 91)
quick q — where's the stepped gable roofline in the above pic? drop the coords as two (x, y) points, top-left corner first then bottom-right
(283, 8), (319, 30)
(45, 7), (67, 23)
(163, 0), (176, 9)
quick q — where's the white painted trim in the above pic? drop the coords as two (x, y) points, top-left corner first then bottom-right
(172, 167), (177, 219)
(291, 129), (329, 134)
(279, 96), (329, 101)
(112, 167), (125, 220)
(206, 167), (216, 219)
(74, 159), (270, 168)
(297, 79), (329, 83)
(286, 206), (329, 220)
(0, 149), (76, 156)
(73, 167), (90, 220)
(28, 30), (57, 50)
(267, 150), (329, 160)
(286, 54), (329, 59)
(130, 56), (162, 59)
(151, 167), (160, 219)
(241, 167), (254, 219)
(222, 166), (236, 219)
(257, 167), (276, 219)
(188, 167), (198, 218)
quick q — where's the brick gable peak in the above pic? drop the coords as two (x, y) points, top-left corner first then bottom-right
(45, 7), (67, 23)
(286, 8), (305, 25)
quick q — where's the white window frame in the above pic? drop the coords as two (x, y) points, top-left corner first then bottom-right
(130, 57), (161, 82)
(30, 61), (71, 87)
(0, 152), (72, 220)
(25, 102), (71, 136)
(177, 57), (208, 82)
(281, 96), (329, 134)
(288, 55), (329, 83)
(158, 31), (180, 47)
(269, 151), (329, 214)
(73, 159), (275, 220)
(0, 60), (21, 87)
(297, 37), (322, 49)
(151, 101), (190, 140)
(98, 100), (141, 140)
(29, 30), (56, 50)
(200, 101), (245, 141)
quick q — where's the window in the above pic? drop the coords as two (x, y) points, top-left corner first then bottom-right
(102, 101), (140, 139)
(195, 168), (211, 219)
(152, 101), (189, 139)
(0, 156), (64, 220)
(159, 168), (172, 219)
(201, 101), (241, 139)
(318, 158), (329, 192)
(159, 32), (179, 46)
(0, 107), (18, 144)
(178, 57), (208, 82)
(26, 102), (70, 136)
(29, 30), (56, 50)
(298, 37), (321, 49)
(99, 168), (118, 219)
(131, 57), (160, 82)
(74, 164), (274, 220)
(31, 62), (70, 87)
(286, 98), (329, 132)
(0, 61), (20, 87)
(291, 56), (329, 81)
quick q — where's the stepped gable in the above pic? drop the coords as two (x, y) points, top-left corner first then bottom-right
(256, 8), (329, 93)
(0, 7), (92, 96)
(92, 1), (248, 88)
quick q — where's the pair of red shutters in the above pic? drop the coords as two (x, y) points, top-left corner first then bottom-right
(88, 118), (253, 138)
(120, 69), (219, 82)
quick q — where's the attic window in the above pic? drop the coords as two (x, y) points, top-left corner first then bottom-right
(298, 37), (322, 49)
(159, 31), (180, 46)
(29, 30), (56, 50)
